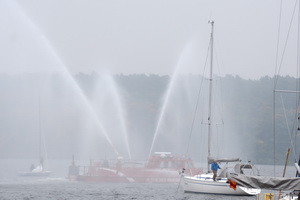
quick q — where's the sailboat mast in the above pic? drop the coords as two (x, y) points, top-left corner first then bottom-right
(38, 92), (42, 164)
(207, 20), (214, 172)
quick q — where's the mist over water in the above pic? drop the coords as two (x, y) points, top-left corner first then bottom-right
(1, 0), (261, 186)
(2, 1), (300, 200)
(0, 1), (132, 162)
(0, 1), (254, 167)
(0, 12), (298, 200)
(147, 37), (253, 165)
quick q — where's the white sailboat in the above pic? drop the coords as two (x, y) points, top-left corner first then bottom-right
(182, 21), (261, 196)
(19, 158), (51, 177)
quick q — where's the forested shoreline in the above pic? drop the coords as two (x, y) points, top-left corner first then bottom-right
(0, 73), (298, 164)
(75, 73), (300, 164)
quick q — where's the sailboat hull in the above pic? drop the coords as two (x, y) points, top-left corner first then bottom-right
(183, 175), (261, 196)
(19, 171), (51, 177)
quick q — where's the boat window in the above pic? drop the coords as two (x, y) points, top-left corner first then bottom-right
(187, 161), (194, 168)
(164, 161), (168, 168)
(159, 161), (164, 168)
(170, 161), (174, 168)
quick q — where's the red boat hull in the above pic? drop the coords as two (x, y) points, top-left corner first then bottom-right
(75, 168), (192, 183)
(69, 153), (202, 183)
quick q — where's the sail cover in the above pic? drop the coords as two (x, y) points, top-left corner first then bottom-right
(230, 173), (300, 191)
(208, 157), (240, 164)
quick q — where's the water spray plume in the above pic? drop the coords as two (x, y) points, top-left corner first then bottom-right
(97, 71), (132, 159)
(148, 66), (180, 159)
(11, 1), (121, 157)
(148, 41), (195, 159)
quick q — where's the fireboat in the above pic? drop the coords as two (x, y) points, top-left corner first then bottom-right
(68, 152), (202, 183)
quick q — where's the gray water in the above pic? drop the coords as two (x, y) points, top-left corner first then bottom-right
(0, 159), (295, 199)
(0, 180), (256, 200)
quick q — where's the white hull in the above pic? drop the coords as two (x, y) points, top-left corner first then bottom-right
(183, 174), (261, 196)
(19, 171), (51, 177)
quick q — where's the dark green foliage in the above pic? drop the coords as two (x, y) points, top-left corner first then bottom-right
(0, 73), (299, 164)
(110, 74), (299, 164)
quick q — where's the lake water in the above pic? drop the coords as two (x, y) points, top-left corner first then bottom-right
(0, 180), (257, 200)
(0, 159), (296, 199)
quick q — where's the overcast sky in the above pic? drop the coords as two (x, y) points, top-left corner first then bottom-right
(0, 0), (298, 79)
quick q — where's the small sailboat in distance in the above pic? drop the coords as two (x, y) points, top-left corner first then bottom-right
(19, 157), (51, 177)
(19, 93), (51, 177)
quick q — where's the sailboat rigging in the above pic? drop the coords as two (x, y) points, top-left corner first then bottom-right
(227, 1), (300, 199)
(229, 73), (300, 200)
(182, 21), (261, 196)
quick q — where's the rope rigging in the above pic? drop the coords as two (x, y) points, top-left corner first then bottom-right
(185, 23), (225, 159)
(184, 35), (210, 157)
(274, 0), (300, 176)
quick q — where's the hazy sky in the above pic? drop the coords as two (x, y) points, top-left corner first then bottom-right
(0, 0), (298, 79)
